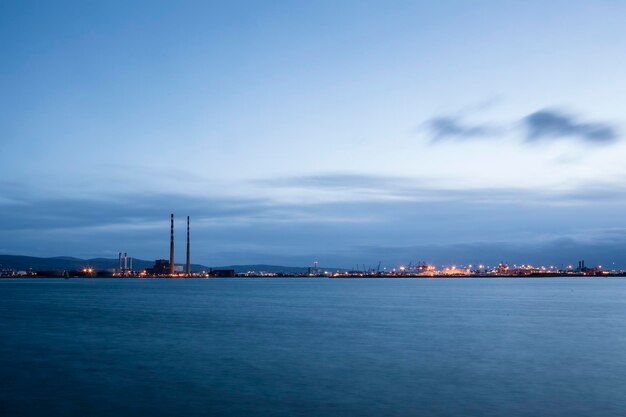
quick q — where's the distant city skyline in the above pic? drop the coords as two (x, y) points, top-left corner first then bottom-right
(1, 1), (626, 267)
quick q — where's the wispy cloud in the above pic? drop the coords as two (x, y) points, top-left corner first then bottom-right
(4, 174), (626, 238)
(523, 109), (618, 143)
(425, 116), (500, 141)
(259, 173), (626, 206)
(424, 107), (620, 145)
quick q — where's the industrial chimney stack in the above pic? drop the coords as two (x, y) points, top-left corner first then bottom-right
(170, 213), (175, 275)
(186, 216), (191, 276)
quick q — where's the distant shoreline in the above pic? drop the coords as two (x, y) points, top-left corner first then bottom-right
(3, 275), (625, 279)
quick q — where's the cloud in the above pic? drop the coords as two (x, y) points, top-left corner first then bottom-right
(425, 107), (619, 145)
(3, 180), (626, 266)
(425, 116), (499, 141)
(261, 173), (423, 195)
(337, 230), (626, 268)
(523, 109), (618, 143)
(259, 173), (626, 206)
(0, 189), (383, 234)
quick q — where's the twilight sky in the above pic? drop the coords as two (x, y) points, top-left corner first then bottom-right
(2, 0), (626, 268)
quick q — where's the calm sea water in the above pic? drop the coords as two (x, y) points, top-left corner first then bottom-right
(1, 278), (626, 417)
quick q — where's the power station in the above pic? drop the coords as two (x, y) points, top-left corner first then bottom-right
(163, 213), (191, 277)
(144, 213), (192, 276)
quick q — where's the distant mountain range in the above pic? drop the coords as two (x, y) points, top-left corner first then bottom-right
(0, 255), (315, 273)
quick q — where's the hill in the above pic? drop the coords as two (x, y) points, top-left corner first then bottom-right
(0, 255), (325, 274)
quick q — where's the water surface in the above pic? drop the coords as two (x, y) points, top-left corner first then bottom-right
(1, 278), (625, 416)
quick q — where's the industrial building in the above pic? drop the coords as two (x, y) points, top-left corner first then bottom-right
(145, 213), (192, 277)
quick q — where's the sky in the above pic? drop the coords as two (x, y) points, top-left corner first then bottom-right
(1, 0), (626, 268)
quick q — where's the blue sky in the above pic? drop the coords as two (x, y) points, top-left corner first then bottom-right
(2, 0), (626, 268)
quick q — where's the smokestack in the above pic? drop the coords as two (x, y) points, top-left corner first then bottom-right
(118, 252), (122, 272)
(170, 213), (175, 275)
(124, 252), (127, 270)
(186, 216), (190, 276)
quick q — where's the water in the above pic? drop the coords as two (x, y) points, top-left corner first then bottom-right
(1, 278), (626, 417)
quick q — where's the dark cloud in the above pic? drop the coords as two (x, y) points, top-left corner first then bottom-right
(425, 116), (499, 141)
(0, 193), (269, 232)
(425, 107), (619, 144)
(523, 109), (618, 143)
(3, 177), (626, 266)
(342, 234), (626, 269)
